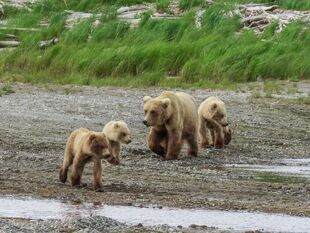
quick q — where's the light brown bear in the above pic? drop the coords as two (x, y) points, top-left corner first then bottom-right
(198, 96), (232, 149)
(59, 128), (116, 192)
(143, 91), (198, 160)
(102, 120), (132, 165)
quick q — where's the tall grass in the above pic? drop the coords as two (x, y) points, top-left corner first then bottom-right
(1, 0), (309, 87)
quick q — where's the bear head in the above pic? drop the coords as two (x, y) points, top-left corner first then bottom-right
(143, 96), (171, 127)
(105, 121), (132, 144)
(210, 103), (228, 127)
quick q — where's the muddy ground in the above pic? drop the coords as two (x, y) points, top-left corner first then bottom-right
(0, 82), (309, 232)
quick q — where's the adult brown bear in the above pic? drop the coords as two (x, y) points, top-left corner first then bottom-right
(143, 91), (198, 160)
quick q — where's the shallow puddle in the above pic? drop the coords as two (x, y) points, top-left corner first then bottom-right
(1, 197), (310, 232)
(229, 159), (310, 178)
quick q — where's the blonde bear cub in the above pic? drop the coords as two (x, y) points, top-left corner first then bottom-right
(102, 121), (132, 165)
(198, 96), (232, 149)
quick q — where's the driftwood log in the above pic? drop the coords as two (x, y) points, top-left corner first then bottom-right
(0, 26), (41, 31)
(0, 34), (59, 49)
(0, 40), (20, 48)
(0, 1), (4, 18)
(235, 4), (310, 33)
(39, 37), (59, 49)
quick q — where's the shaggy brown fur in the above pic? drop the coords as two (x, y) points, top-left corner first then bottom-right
(143, 91), (198, 160)
(59, 128), (115, 192)
(198, 97), (232, 149)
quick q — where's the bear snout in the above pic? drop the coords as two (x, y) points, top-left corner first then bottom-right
(223, 122), (229, 127)
(143, 120), (149, 127)
(126, 139), (132, 144)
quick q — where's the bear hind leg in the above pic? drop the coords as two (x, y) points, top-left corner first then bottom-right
(185, 133), (198, 157)
(59, 149), (74, 183)
(199, 118), (212, 148)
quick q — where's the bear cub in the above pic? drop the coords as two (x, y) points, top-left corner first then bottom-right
(102, 120), (132, 165)
(198, 96), (232, 149)
(59, 128), (116, 192)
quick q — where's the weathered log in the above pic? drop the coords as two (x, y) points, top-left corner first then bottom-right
(0, 40), (20, 48)
(236, 4), (310, 33)
(0, 26), (40, 31)
(195, 9), (206, 28)
(117, 5), (151, 14)
(0, 1), (4, 18)
(39, 37), (59, 49)
(151, 16), (179, 20)
(117, 13), (137, 20)
(241, 15), (267, 24)
(65, 10), (101, 28)
(0, 33), (17, 39)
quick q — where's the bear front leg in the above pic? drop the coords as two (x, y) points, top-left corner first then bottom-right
(165, 129), (182, 160)
(213, 126), (224, 149)
(93, 159), (103, 192)
(210, 129), (215, 147)
(224, 127), (232, 145)
(207, 118), (224, 147)
(199, 117), (212, 148)
(148, 128), (167, 157)
(110, 141), (121, 165)
(70, 155), (86, 187)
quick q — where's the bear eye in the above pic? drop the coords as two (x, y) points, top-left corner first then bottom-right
(150, 110), (156, 115)
(144, 110), (147, 114)
(120, 132), (126, 137)
(220, 114), (224, 118)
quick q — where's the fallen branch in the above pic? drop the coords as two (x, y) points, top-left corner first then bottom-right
(0, 40), (20, 48)
(235, 4), (310, 33)
(0, 33), (17, 39)
(0, 1), (4, 18)
(39, 37), (59, 49)
(0, 26), (41, 31)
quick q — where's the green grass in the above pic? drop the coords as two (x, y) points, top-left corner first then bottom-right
(0, 0), (309, 88)
(256, 173), (309, 184)
(156, 0), (170, 12)
(234, 169), (309, 184)
(296, 94), (310, 105)
(179, 0), (207, 10)
(0, 85), (15, 96)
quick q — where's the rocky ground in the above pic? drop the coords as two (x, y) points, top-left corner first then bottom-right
(0, 82), (309, 232)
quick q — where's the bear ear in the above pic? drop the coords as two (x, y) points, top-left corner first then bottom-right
(161, 98), (171, 109)
(143, 96), (152, 103)
(89, 134), (96, 141)
(212, 103), (217, 109)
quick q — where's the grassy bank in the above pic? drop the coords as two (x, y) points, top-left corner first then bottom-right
(0, 0), (309, 87)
